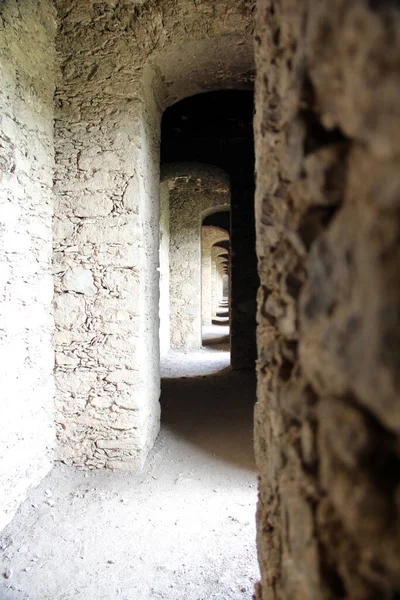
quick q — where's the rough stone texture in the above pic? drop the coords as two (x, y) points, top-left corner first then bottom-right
(254, 1), (400, 598)
(159, 180), (170, 356)
(201, 226), (229, 326)
(53, 98), (161, 470)
(0, 0), (57, 530)
(163, 164), (230, 349)
(53, 0), (254, 470)
(222, 273), (229, 298)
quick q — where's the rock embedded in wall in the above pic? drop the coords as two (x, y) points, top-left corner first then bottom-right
(254, 0), (400, 597)
(62, 266), (96, 295)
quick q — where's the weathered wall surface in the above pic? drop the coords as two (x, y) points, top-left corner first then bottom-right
(222, 273), (229, 298)
(53, 100), (161, 470)
(0, 0), (57, 530)
(159, 180), (170, 357)
(53, 0), (254, 470)
(254, 0), (400, 598)
(165, 165), (229, 349)
(201, 226), (229, 326)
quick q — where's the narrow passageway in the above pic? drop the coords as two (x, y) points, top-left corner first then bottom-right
(0, 340), (259, 600)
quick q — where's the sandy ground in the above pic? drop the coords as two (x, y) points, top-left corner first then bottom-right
(0, 326), (259, 600)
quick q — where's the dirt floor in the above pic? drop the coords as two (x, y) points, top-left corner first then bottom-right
(0, 326), (259, 600)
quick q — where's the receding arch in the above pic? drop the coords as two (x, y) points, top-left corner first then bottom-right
(201, 226), (230, 327)
(160, 163), (230, 350)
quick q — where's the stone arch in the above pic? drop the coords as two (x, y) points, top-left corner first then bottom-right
(142, 35), (254, 112)
(212, 246), (230, 317)
(160, 163), (230, 350)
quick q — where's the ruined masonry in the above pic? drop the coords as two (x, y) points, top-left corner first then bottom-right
(1, 0), (400, 598)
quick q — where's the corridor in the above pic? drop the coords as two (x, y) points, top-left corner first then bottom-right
(2, 1), (398, 597)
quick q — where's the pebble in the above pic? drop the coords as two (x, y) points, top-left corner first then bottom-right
(3, 568), (12, 579)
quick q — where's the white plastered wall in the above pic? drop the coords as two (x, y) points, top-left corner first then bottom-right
(0, 0), (57, 530)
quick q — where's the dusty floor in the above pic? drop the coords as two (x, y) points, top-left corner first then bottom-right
(0, 326), (259, 600)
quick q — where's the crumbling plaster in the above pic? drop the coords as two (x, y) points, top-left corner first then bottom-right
(0, 0), (57, 529)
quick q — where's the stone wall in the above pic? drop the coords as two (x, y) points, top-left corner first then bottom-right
(0, 0), (57, 530)
(254, 0), (400, 598)
(159, 180), (170, 357)
(164, 165), (230, 349)
(222, 273), (229, 298)
(53, 99), (161, 470)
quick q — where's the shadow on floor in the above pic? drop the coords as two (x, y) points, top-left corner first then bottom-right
(161, 365), (256, 472)
(202, 335), (230, 348)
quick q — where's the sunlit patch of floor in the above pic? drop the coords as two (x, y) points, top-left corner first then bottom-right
(0, 341), (259, 600)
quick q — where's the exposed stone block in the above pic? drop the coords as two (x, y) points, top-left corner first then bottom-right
(62, 266), (96, 295)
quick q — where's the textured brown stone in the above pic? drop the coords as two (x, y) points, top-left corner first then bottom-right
(255, 0), (400, 597)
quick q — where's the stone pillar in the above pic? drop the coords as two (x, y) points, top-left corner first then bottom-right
(230, 184), (258, 369)
(216, 257), (227, 305)
(53, 100), (161, 471)
(202, 248), (213, 325)
(222, 273), (229, 298)
(169, 187), (202, 349)
(211, 245), (228, 317)
(159, 181), (170, 356)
